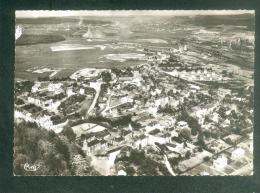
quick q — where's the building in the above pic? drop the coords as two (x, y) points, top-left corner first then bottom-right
(28, 96), (41, 106)
(147, 106), (158, 117)
(176, 121), (189, 130)
(224, 134), (243, 145)
(134, 134), (148, 149)
(38, 115), (53, 130)
(47, 100), (61, 110)
(155, 97), (169, 107)
(213, 155), (228, 170)
(82, 139), (90, 155)
(147, 129), (168, 145)
(218, 88), (232, 98)
(117, 169), (127, 176)
(120, 96), (134, 104)
(31, 82), (41, 93)
(88, 139), (102, 153)
(231, 148), (245, 161)
(79, 88), (85, 95)
(66, 87), (75, 97)
(48, 83), (63, 93)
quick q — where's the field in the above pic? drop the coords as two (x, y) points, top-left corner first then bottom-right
(15, 14), (254, 80)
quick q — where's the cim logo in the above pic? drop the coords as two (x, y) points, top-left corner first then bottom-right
(24, 163), (41, 172)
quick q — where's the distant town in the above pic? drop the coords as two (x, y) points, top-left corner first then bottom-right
(14, 11), (254, 176)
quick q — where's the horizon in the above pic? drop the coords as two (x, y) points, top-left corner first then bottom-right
(16, 10), (254, 18)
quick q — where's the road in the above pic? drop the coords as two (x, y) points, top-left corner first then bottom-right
(164, 154), (176, 176)
(100, 94), (112, 114)
(154, 144), (176, 176)
(86, 83), (102, 115)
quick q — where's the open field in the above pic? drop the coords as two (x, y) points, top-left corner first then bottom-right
(15, 14), (254, 80)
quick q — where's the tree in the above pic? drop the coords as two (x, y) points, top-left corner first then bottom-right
(191, 127), (198, 136)
(14, 153), (30, 175)
(185, 150), (191, 159)
(111, 68), (121, 77)
(101, 71), (112, 83)
(203, 156), (210, 162)
(211, 130), (220, 139)
(55, 140), (70, 163)
(203, 130), (211, 139)
(62, 126), (76, 142)
(80, 134), (86, 141)
(218, 106), (227, 119)
(126, 166), (135, 176)
(48, 130), (57, 142)
(187, 116), (201, 133)
(24, 128), (42, 162)
(180, 128), (191, 141)
(197, 132), (205, 147)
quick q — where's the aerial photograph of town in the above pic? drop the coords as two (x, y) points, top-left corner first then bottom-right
(14, 10), (254, 176)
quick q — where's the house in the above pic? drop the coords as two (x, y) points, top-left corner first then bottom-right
(72, 123), (107, 138)
(213, 155), (228, 170)
(85, 133), (95, 143)
(88, 139), (102, 153)
(147, 106), (158, 117)
(190, 84), (200, 93)
(95, 130), (111, 141)
(28, 97), (42, 106)
(120, 96), (134, 104)
(31, 82), (41, 93)
(170, 130), (178, 138)
(48, 83), (63, 93)
(99, 139), (108, 150)
(218, 88), (232, 97)
(145, 123), (165, 134)
(166, 142), (187, 155)
(113, 136), (125, 145)
(147, 129), (167, 145)
(177, 121), (188, 130)
(121, 129), (132, 141)
(51, 101), (61, 110)
(106, 147), (122, 164)
(66, 87), (75, 97)
(118, 169), (127, 176)
(45, 99), (61, 111)
(37, 115), (53, 130)
(134, 134), (148, 149)
(82, 139), (90, 155)
(223, 134), (243, 145)
(207, 139), (231, 154)
(79, 88), (85, 95)
(155, 97), (169, 107)
(231, 148), (245, 161)
(211, 112), (221, 123)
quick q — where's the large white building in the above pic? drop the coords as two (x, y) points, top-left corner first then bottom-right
(66, 87), (75, 97)
(213, 155), (228, 171)
(231, 148), (245, 161)
(38, 115), (53, 130)
(31, 82), (41, 93)
(48, 83), (63, 93)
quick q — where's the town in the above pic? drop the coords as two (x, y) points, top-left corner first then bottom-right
(14, 38), (254, 176)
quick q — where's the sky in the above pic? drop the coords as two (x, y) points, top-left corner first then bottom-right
(16, 10), (254, 18)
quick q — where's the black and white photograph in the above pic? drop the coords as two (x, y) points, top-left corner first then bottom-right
(14, 10), (254, 176)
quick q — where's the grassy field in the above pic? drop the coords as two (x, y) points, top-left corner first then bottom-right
(16, 34), (66, 45)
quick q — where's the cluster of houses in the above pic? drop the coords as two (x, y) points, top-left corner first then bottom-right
(165, 67), (229, 82)
(15, 108), (67, 132)
(14, 37), (253, 176)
